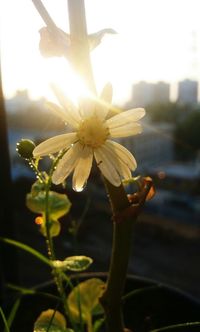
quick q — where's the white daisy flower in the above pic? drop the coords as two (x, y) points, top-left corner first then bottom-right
(33, 84), (145, 191)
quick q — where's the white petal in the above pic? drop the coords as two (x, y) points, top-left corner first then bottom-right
(46, 101), (69, 124)
(51, 84), (81, 128)
(33, 133), (77, 157)
(79, 98), (94, 118)
(100, 83), (113, 104)
(105, 140), (137, 171)
(94, 147), (121, 186)
(52, 143), (82, 184)
(99, 143), (132, 180)
(94, 83), (113, 120)
(106, 108), (145, 129)
(79, 95), (110, 120)
(94, 99), (110, 120)
(72, 146), (93, 191)
(109, 123), (142, 138)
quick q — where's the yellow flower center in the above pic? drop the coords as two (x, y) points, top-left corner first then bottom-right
(77, 116), (109, 148)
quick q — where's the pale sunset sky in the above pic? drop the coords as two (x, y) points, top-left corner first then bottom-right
(1, 0), (200, 103)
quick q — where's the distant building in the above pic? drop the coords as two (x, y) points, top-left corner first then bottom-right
(5, 90), (46, 114)
(154, 81), (170, 104)
(177, 79), (198, 105)
(129, 81), (170, 107)
(5, 90), (32, 113)
(131, 81), (155, 107)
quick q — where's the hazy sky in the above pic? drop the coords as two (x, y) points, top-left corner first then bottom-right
(1, 0), (200, 103)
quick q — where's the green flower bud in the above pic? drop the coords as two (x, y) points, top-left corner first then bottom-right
(16, 139), (36, 159)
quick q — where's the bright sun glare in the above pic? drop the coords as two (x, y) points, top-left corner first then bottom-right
(1, 0), (200, 104)
(34, 57), (92, 105)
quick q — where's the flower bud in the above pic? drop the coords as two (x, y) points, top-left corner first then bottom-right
(16, 139), (36, 159)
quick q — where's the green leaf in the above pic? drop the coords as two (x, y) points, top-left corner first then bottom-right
(31, 180), (46, 197)
(34, 309), (68, 332)
(6, 298), (21, 331)
(7, 283), (36, 295)
(40, 217), (61, 238)
(93, 317), (105, 332)
(0, 237), (51, 267)
(67, 278), (104, 323)
(7, 283), (60, 302)
(0, 307), (10, 332)
(64, 256), (93, 272)
(53, 256), (93, 272)
(26, 191), (71, 219)
(122, 175), (141, 186)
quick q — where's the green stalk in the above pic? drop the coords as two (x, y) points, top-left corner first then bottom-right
(150, 322), (200, 332)
(44, 178), (55, 260)
(0, 307), (10, 332)
(0, 237), (51, 266)
(44, 162), (68, 316)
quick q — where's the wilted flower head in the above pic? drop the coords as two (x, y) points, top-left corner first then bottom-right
(33, 84), (145, 191)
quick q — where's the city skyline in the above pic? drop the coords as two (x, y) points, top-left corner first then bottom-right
(1, 0), (200, 104)
(129, 79), (199, 106)
(6, 78), (200, 108)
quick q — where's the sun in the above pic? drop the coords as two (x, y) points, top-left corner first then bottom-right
(38, 57), (92, 104)
(1, 0), (200, 105)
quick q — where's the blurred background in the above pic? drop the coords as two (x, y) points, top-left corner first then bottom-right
(0, 0), (200, 300)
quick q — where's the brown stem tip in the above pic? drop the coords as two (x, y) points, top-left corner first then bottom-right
(113, 177), (154, 223)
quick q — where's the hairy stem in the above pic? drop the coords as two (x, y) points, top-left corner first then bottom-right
(44, 180), (55, 260)
(44, 166), (68, 316)
(100, 181), (133, 332)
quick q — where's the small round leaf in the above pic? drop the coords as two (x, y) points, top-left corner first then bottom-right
(53, 256), (93, 272)
(67, 278), (105, 323)
(40, 218), (61, 238)
(34, 309), (67, 332)
(64, 256), (93, 272)
(26, 191), (71, 219)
